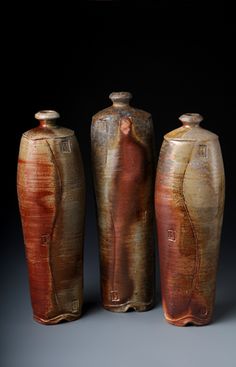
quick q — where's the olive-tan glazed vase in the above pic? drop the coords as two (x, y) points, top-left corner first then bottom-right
(91, 92), (156, 312)
(17, 110), (85, 324)
(155, 113), (225, 326)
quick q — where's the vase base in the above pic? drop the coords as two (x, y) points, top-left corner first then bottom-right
(103, 301), (154, 313)
(165, 315), (212, 327)
(34, 312), (82, 325)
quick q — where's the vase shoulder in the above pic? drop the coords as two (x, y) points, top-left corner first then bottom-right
(164, 125), (218, 142)
(164, 113), (218, 142)
(92, 105), (151, 123)
(23, 126), (74, 140)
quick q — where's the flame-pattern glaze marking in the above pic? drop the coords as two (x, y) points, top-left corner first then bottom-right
(91, 93), (156, 312)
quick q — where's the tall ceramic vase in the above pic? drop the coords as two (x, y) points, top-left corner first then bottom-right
(155, 113), (225, 326)
(91, 92), (156, 312)
(17, 110), (85, 324)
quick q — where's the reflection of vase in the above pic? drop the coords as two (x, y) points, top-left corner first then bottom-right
(155, 113), (225, 326)
(17, 110), (85, 324)
(91, 92), (156, 312)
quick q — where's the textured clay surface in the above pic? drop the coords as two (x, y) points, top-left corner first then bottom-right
(17, 118), (85, 324)
(155, 114), (225, 326)
(91, 93), (156, 312)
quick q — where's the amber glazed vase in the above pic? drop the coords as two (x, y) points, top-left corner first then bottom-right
(91, 92), (156, 312)
(155, 113), (225, 326)
(17, 110), (85, 324)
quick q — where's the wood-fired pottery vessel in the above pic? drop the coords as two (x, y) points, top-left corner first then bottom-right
(17, 110), (85, 324)
(91, 92), (156, 312)
(155, 113), (225, 326)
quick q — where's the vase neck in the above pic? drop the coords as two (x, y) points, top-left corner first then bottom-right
(109, 91), (132, 108)
(179, 113), (203, 127)
(35, 110), (60, 128)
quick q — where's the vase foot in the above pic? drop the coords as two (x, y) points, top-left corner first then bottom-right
(103, 301), (154, 313)
(165, 315), (212, 327)
(33, 313), (82, 325)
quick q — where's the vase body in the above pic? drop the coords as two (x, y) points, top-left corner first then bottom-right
(155, 113), (225, 326)
(17, 110), (85, 324)
(91, 92), (156, 312)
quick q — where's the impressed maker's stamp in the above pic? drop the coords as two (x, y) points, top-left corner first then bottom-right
(60, 139), (71, 153)
(72, 300), (79, 313)
(199, 144), (208, 158)
(110, 291), (120, 302)
(41, 234), (50, 246)
(167, 229), (176, 242)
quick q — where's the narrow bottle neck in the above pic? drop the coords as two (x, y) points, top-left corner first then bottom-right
(112, 101), (130, 108)
(182, 121), (200, 128)
(109, 92), (132, 108)
(39, 119), (58, 128)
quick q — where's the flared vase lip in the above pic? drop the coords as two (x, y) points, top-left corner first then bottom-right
(35, 110), (60, 120)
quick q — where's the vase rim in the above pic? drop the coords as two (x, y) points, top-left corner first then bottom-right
(109, 91), (132, 103)
(35, 110), (60, 120)
(179, 113), (203, 125)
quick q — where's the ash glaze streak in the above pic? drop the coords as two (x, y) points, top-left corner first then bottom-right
(45, 139), (63, 313)
(180, 148), (201, 308)
(155, 114), (225, 326)
(17, 112), (85, 324)
(91, 93), (156, 312)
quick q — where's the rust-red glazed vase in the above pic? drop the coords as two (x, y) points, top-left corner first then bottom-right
(155, 113), (225, 326)
(17, 110), (85, 324)
(91, 92), (156, 312)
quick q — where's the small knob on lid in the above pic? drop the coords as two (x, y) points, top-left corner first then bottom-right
(179, 113), (203, 127)
(109, 92), (132, 107)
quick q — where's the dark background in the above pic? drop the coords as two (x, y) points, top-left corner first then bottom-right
(2, 2), (235, 367)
